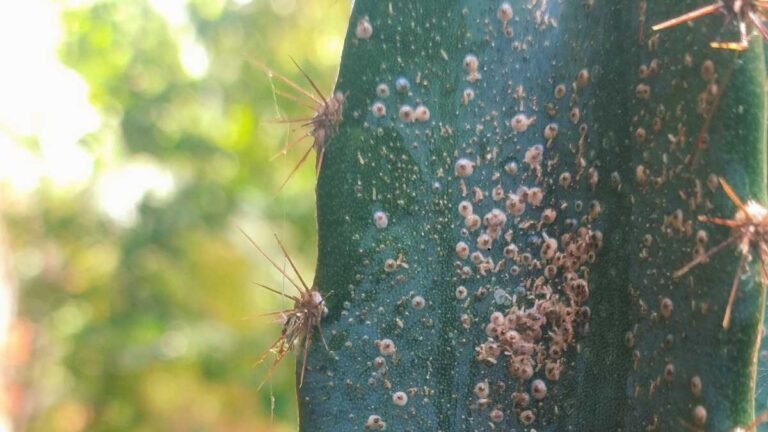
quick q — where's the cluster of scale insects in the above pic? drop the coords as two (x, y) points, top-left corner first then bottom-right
(242, 3), (768, 431)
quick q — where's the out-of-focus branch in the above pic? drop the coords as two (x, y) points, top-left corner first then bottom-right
(0, 221), (18, 432)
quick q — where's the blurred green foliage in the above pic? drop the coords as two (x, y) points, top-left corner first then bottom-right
(2, 0), (350, 430)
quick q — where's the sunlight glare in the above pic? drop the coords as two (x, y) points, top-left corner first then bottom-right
(0, 0), (100, 193)
(95, 160), (175, 226)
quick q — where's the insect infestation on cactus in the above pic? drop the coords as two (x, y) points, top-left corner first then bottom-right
(652, 2), (765, 165)
(238, 228), (328, 388)
(672, 178), (768, 329)
(651, 0), (768, 51)
(249, 58), (344, 192)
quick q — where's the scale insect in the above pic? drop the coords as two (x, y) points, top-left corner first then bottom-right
(249, 57), (344, 192)
(673, 178), (768, 329)
(239, 228), (328, 388)
(651, 0), (768, 51)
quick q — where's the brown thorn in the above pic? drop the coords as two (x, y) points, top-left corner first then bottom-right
(237, 226), (304, 293)
(289, 56), (328, 106)
(247, 56), (322, 105)
(298, 318), (314, 388)
(252, 281), (301, 302)
(255, 349), (290, 391)
(742, 409), (768, 431)
(253, 336), (285, 368)
(651, 3), (721, 31)
(275, 142), (315, 195)
(700, 215), (740, 227)
(273, 234), (311, 293)
(250, 310), (296, 319)
(269, 134), (311, 162)
(315, 293), (330, 350)
(709, 14), (749, 51)
(719, 178), (746, 209)
(270, 116), (319, 125)
(709, 40), (749, 50)
(760, 246), (768, 280)
(315, 145), (325, 177)
(273, 89), (318, 110)
(673, 235), (738, 278)
(723, 253), (748, 328)
(749, 10), (768, 41)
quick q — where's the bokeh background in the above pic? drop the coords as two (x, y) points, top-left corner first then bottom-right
(0, 0), (351, 430)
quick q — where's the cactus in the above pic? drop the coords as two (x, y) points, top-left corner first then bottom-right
(291, 1), (767, 430)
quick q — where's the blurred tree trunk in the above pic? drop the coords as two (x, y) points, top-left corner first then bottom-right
(0, 222), (18, 432)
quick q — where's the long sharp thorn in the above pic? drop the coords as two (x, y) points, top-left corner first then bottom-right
(269, 134), (310, 162)
(275, 143), (315, 194)
(709, 40), (749, 50)
(744, 410), (768, 431)
(719, 178), (745, 209)
(698, 215), (741, 227)
(273, 89), (318, 110)
(271, 116), (318, 124)
(238, 227), (304, 293)
(289, 56), (328, 106)
(256, 353), (289, 391)
(673, 236), (738, 278)
(253, 336), (284, 367)
(274, 234), (311, 293)
(315, 146), (325, 177)
(251, 310), (296, 319)
(723, 253), (748, 329)
(253, 281), (301, 302)
(749, 10), (768, 40)
(299, 320), (313, 387)
(652, 3), (721, 31)
(247, 56), (322, 104)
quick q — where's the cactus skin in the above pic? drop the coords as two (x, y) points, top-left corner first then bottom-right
(759, 313), (768, 430)
(298, 1), (766, 430)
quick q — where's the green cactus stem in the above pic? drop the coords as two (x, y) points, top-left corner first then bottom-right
(295, 1), (767, 430)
